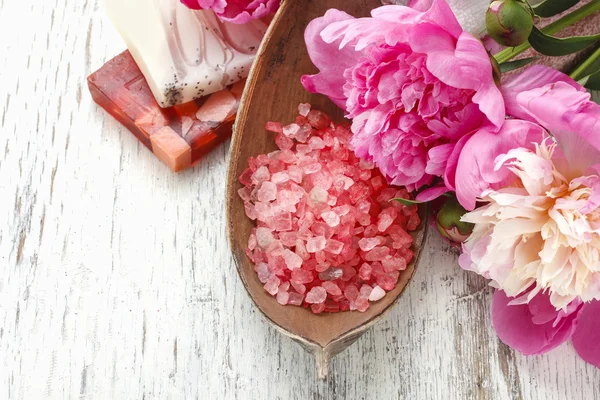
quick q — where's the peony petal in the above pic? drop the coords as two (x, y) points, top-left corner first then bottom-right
(492, 290), (580, 355)
(415, 185), (449, 202)
(517, 81), (600, 177)
(572, 301), (600, 368)
(501, 65), (585, 121)
(301, 9), (357, 109)
(414, 30), (505, 129)
(454, 120), (545, 210)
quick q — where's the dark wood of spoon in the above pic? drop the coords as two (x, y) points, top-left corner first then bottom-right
(226, 0), (428, 378)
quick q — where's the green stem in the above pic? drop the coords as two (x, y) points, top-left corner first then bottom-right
(494, 0), (600, 64)
(570, 46), (600, 80)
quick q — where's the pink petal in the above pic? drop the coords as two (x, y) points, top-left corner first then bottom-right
(501, 65), (585, 121)
(454, 120), (545, 210)
(415, 185), (449, 202)
(492, 290), (580, 356)
(517, 81), (600, 176)
(301, 9), (357, 109)
(572, 301), (600, 368)
(413, 30), (505, 129)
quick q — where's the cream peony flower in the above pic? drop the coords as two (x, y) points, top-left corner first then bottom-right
(459, 140), (600, 310)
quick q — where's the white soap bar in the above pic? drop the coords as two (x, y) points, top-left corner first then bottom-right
(106, 0), (267, 107)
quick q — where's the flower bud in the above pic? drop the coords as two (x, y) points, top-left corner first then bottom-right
(486, 0), (534, 47)
(436, 198), (474, 244)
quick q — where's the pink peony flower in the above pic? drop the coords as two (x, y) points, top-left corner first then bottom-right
(301, 0), (504, 196)
(458, 71), (600, 367)
(454, 65), (591, 210)
(180, 0), (279, 24)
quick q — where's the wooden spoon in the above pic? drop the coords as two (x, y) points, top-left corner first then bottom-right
(226, 0), (428, 379)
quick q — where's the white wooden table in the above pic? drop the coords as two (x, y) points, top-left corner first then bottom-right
(1, 1), (599, 399)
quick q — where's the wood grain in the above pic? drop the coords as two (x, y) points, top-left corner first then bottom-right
(0, 0), (599, 399)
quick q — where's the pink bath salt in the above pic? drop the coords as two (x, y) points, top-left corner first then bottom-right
(282, 249), (303, 270)
(378, 207), (398, 232)
(369, 285), (386, 302)
(276, 291), (290, 305)
(309, 186), (328, 205)
(265, 121), (283, 133)
(306, 236), (327, 253)
(272, 211), (292, 232)
(382, 256), (407, 272)
(252, 166), (271, 185)
(282, 123), (300, 138)
(305, 286), (327, 304)
(291, 268), (314, 285)
(291, 281), (307, 295)
(358, 237), (380, 252)
(307, 110), (331, 130)
(255, 227), (275, 249)
(321, 211), (341, 227)
(321, 281), (342, 296)
(325, 239), (344, 255)
(264, 277), (280, 296)
(365, 246), (391, 262)
(318, 267), (343, 281)
(298, 103), (311, 117)
(239, 106), (420, 314)
(275, 133), (294, 151)
(308, 136), (325, 150)
(288, 292), (304, 306)
(271, 171), (290, 184)
(254, 262), (271, 283)
(311, 303), (326, 314)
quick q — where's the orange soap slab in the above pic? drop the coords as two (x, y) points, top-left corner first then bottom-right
(88, 51), (244, 172)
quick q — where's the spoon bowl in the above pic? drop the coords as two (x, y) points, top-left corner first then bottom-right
(226, 0), (428, 379)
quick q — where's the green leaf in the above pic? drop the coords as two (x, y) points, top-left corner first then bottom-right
(392, 198), (422, 206)
(532, 0), (581, 18)
(528, 26), (600, 56)
(499, 57), (538, 73)
(578, 70), (600, 90)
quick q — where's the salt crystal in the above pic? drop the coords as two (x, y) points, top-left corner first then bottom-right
(369, 285), (386, 301)
(248, 232), (257, 251)
(252, 166), (271, 185)
(256, 227), (275, 249)
(291, 281), (306, 294)
(271, 171), (290, 184)
(376, 274), (397, 291)
(276, 291), (290, 305)
(257, 181), (277, 202)
(358, 263), (372, 280)
(321, 211), (341, 228)
(305, 286), (327, 304)
(291, 268), (313, 284)
(298, 103), (311, 117)
(264, 277), (280, 295)
(255, 263), (271, 283)
(282, 123), (300, 138)
(321, 281), (342, 296)
(306, 236), (327, 253)
(307, 110), (331, 130)
(344, 284), (359, 301)
(308, 136), (325, 150)
(311, 303), (326, 314)
(295, 124), (312, 143)
(378, 208), (398, 232)
(295, 239), (310, 261)
(266, 121), (283, 133)
(365, 246), (391, 261)
(358, 237), (380, 252)
(309, 187), (328, 205)
(382, 256), (406, 272)
(275, 133), (294, 150)
(288, 292), (304, 306)
(318, 268), (343, 281)
(355, 297), (370, 312)
(325, 239), (344, 255)
(282, 249), (303, 270)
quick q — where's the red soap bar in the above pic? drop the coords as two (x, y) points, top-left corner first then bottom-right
(88, 51), (242, 172)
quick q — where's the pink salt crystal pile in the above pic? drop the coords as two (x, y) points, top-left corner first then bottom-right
(239, 104), (421, 314)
